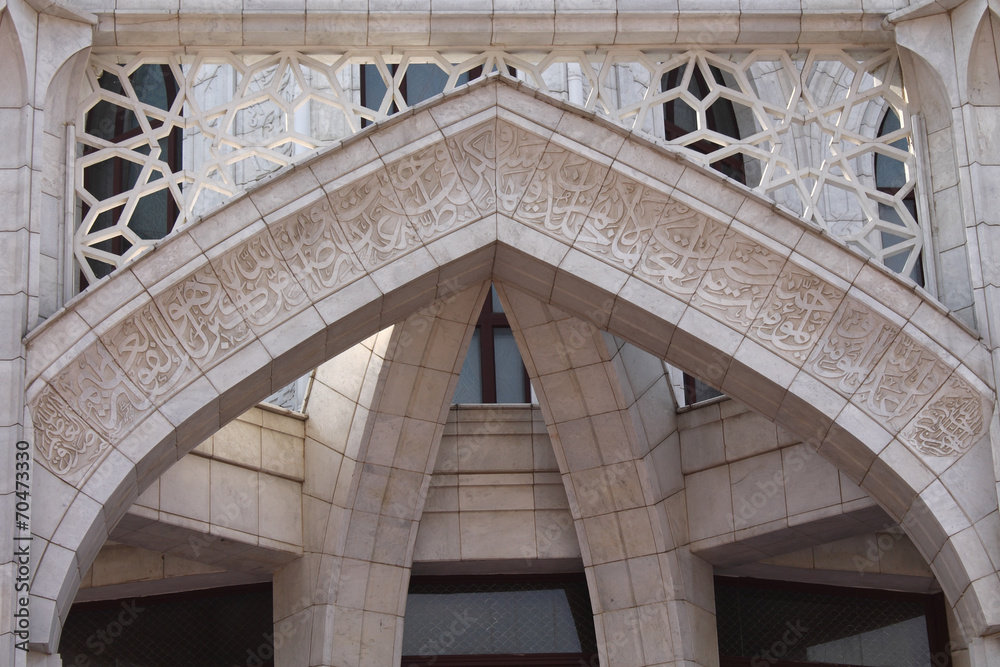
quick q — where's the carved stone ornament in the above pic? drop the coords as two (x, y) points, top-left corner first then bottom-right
(693, 229), (787, 330)
(517, 145), (609, 244)
(211, 229), (308, 332)
(496, 120), (548, 217)
(386, 140), (481, 241)
(806, 298), (899, 397)
(638, 203), (727, 298)
(750, 267), (846, 364)
(576, 170), (670, 271)
(154, 263), (255, 368)
(101, 301), (196, 405)
(76, 51), (921, 284)
(270, 199), (365, 300)
(330, 168), (417, 269)
(902, 374), (987, 458)
(852, 332), (952, 433)
(446, 120), (498, 214)
(50, 341), (154, 442)
(32, 386), (112, 487)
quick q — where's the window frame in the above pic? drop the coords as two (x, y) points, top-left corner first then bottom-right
(60, 582), (275, 667)
(402, 572), (598, 667)
(454, 287), (532, 405)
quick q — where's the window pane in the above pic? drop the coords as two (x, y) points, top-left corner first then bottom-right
(60, 586), (273, 667)
(453, 328), (482, 403)
(491, 288), (504, 313)
(362, 64), (388, 113)
(403, 63), (450, 106)
(684, 373), (723, 405)
(402, 578), (596, 656)
(493, 327), (525, 403)
(716, 579), (936, 667)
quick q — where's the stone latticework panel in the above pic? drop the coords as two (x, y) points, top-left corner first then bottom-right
(75, 48), (919, 284)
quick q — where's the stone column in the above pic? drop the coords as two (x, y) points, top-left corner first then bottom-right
(0, 1), (92, 664)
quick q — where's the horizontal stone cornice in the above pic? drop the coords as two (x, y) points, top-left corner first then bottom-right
(82, 5), (900, 49)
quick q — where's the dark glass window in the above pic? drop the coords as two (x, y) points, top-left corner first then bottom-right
(453, 286), (532, 404)
(402, 574), (597, 666)
(661, 63), (747, 184)
(361, 63), (479, 124)
(715, 577), (950, 667)
(684, 374), (724, 407)
(59, 584), (274, 667)
(875, 108), (924, 287)
(82, 64), (182, 285)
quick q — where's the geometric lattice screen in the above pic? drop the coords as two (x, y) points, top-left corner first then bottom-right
(77, 49), (919, 285)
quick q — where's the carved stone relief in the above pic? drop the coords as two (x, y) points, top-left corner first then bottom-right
(32, 386), (112, 487)
(495, 120), (548, 217)
(100, 301), (197, 405)
(692, 229), (787, 330)
(576, 170), (670, 271)
(210, 229), (309, 332)
(270, 199), (365, 300)
(638, 203), (727, 298)
(76, 51), (920, 284)
(902, 374), (987, 458)
(386, 140), (482, 240)
(153, 263), (255, 369)
(329, 168), (417, 269)
(806, 298), (899, 397)
(50, 341), (154, 443)
(445, 120), (497, 214)
(852, 333), (952, 434)
(749, 267), (846, 365)
(516, 145), (608, 245)
(33, 90), (992, 499)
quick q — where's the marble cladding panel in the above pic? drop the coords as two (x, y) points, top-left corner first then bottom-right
(414, 405), (580, 562)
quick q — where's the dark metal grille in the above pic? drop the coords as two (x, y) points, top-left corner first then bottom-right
(402, 577), (596, 657)
(716, 578), (935, 667)
(59, 585), (273, 667)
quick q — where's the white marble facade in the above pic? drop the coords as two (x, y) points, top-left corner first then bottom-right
(5, 1), (1000, 666)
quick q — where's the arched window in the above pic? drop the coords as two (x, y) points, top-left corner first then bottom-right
(82, 64), (181, 285)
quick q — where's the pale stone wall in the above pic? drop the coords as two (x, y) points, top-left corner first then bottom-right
(108, 407), (305, 574)
(79, 542), (227, 591)
(414, 405), (581, 564)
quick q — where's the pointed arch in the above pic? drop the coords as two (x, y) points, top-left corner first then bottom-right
(24, 77), (997, 653)
(0, 5), (27, 108)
